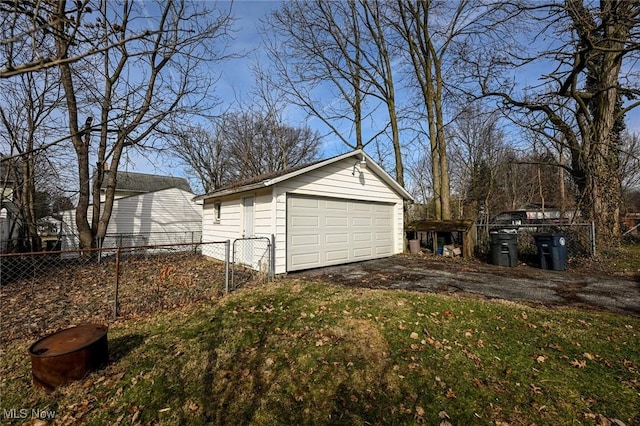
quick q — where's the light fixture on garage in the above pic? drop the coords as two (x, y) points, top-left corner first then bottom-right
(352, 155), (367, 175)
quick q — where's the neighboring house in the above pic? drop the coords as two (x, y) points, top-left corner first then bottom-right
(0, 202), (21, 253)
(0, 157), (22, 253)
(195, 150), (414, 274)
(61, 172), (202, 250)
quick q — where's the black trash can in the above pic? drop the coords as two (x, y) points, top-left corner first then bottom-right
(490, 230), (518, 267)
(534, 233), (567, 271)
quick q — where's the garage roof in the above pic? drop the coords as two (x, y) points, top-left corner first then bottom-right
(194, 150), (414, 202)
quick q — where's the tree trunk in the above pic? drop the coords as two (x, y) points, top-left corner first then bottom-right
(52, 1), (93, 249)
(573, 149), (621, 247)
(435, 63), (451, 220)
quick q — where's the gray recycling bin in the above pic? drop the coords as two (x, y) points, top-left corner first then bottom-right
(490, 229), (518, 267)
(534, 233), (567, 270)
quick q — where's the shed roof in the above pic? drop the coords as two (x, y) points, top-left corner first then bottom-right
(407, 220), (474, 232)
(194, 149), (413, 202)
(102, 171), (191, 193)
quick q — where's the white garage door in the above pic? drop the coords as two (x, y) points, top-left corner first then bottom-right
(287, 194), (394, 271)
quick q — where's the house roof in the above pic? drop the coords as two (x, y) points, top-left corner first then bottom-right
(194, 149), (414, 201)
(102, 171), (191, 193)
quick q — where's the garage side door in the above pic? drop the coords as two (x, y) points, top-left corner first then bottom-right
(287, 195), (393, 271)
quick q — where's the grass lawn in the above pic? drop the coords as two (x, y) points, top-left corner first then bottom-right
(1, 279), (639, 425)
(607, 243), (640, 273)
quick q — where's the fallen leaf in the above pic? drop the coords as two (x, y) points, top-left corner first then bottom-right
(536, 355), (547, 363)
(445, 388), (456, 399)
(410, 332), (419, 339)
(571, 359), (587, 368)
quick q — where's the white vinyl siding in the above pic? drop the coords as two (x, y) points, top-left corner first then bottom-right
(201, 189), (272, 261)
(200, 155), (407, 275)
(274, 157), (403, 274)
(61, 188), (201, 251)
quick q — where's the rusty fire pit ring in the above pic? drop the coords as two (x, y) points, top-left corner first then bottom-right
(29, 323), (109, 391)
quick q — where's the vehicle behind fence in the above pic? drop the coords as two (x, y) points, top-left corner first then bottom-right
(0, 236), (272, 344)
(475, 222), (596, 260)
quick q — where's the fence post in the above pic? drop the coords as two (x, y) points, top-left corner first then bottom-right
(113, 247), (121, 318)
(224, 240), (230, 294)
(591, 221), (597, 257)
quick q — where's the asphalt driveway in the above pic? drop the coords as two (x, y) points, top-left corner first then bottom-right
(293, 255), (640, 317)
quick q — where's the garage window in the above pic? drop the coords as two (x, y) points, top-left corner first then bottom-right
(213, 202), (221, 223)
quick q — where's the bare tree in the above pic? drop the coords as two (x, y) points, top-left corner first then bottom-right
(0, 68), (65, 251)
(0, 0), (155, 78)
(169, 124), (231, 194)
(448, 105), (507, 221)
(262, 0), (371, 150)
(225, 112), (321, 181)
(471, 0), (640, 246)
(620, 131), (640, 212)
(352, 0), (405, 185)
(169, 111), (320, 193)
(262, 1), (408, 184)
(395, 0), (500, 219)
(42, 0), (234, 249)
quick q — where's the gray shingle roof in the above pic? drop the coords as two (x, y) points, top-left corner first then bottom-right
(102, 171), (192, 193)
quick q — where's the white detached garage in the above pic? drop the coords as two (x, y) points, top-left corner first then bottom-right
(196, 150), (413, 274)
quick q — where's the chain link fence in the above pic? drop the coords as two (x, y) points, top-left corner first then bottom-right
(1, 236), (274, 344)
(475, 222), (596, 261)
(56, 230), (202, 252)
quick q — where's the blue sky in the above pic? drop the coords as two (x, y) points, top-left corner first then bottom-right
(127, 0), (640, 187)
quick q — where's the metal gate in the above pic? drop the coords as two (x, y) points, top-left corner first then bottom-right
(231, 237), (273, 290)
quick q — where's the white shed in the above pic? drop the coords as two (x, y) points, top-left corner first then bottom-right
(196, 150), (413, 274)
